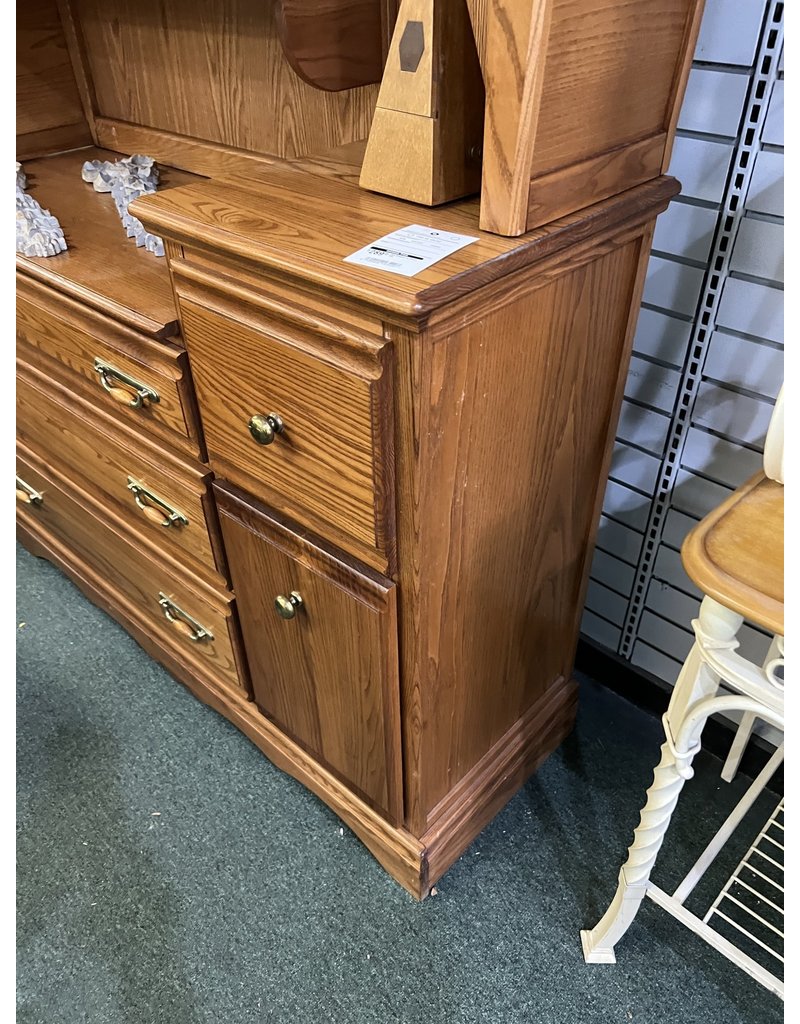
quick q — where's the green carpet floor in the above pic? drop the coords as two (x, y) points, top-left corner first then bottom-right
(17, 543), (782, 1024)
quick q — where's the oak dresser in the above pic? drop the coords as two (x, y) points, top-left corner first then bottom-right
(17, 0), (698, 897)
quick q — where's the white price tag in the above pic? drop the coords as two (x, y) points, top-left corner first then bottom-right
(343, 224), (479, 278)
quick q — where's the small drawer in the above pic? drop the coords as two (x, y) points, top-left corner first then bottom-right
(16, 445), (247, 696)
(215, 483), (403, 823)
(16, 274), (203, 460)
(16, 365), (225, 591)
(172, 263), (394, 572)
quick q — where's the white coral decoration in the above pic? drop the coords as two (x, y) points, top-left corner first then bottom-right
(81, 154), (165, 257)
(16, 162), (68, 258)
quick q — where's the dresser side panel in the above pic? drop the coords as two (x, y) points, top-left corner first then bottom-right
(395, 235), (646, 826)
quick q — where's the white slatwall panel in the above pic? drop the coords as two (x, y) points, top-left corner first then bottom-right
(583, 0), (783, 750)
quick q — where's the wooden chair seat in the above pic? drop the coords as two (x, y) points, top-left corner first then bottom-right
(682, 471), (784, 636)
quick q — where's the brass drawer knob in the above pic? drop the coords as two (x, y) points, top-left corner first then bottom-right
(127, 477), (189, 529)
(94, 358), (160, 409)
(275, 591), (303, 620)
(158, 592), (214, 642)
(16, 476), (43, 506)
(248, 413), (284, 446)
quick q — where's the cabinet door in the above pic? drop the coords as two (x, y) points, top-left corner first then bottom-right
(215, 484), (403, 824)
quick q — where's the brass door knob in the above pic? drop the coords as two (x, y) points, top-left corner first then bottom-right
(248, 413), (285, 445)
(275, 591), (303, 619)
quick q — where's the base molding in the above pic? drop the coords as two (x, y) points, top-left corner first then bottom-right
(18, 520), (578, 899)
(421, 678), (578, 887)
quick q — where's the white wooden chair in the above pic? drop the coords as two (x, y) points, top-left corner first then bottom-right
(581, 386), (785, 997)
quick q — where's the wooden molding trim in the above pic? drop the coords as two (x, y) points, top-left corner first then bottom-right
(16, 123), (93, 162)
(525, 133), (667, 231)
(16, 258), (180, 342)
(416, 177), (678, 323)
(420, 678), (579, 887)
(94, 118), (282, 181)
(136, 173), (678, 325)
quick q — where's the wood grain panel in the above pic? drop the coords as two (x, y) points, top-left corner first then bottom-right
(17, 148), (199, 337)
(16, 444), (247, 695)
(72, 0), (378, 160)
(467, 0), (553, 235)
(530, 0), (697, 176)
(173, 278), (394, 569)
(392, 238), (644, 822)
(526, 132), (666, 230)
(16, 0), (90, 153)
(467, 0), (701, 235)
(16, 275), (203, 459)
(135, 165), (678, 324)
(216, 486), (403, 824)
(16, 365), (226, 592)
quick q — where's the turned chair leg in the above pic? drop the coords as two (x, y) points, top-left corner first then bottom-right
(581, 597), (743, 963)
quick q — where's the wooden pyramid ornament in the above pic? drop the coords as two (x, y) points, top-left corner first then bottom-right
(359, 0), (485, 206)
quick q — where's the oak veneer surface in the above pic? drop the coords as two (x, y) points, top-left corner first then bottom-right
(139, 162), (673, 839)
(17, 149), (202, 337)
(682, 473), (784, 636)
(71, 0), (378, 160)
(216, 486), (403, 824)
(16, 444), (246, 695)
(173, 280), (394, 570)
(398, 239), (645, 817)
(134, 167), (679, 321)
(16, 275), (204, 460)
(16, 0), (91, 157)
(531, 0), (696, 176)
(464, 0), (700, 234)
(16, 366), (226, 593)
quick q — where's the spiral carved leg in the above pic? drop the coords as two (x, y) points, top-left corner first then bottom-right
(581, 740), (686, 962)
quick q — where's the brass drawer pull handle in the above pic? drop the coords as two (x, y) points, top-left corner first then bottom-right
(127, 477), (189, 529)
(248, 412), (284, 446)
(94, 359), (160, 409)
(275, 591), (303, 620)
(16, 476), (44, 506)
(158, 592), (214, 642)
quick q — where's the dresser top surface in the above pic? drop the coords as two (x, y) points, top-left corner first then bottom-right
(17, 148), (202, 337)
(135, 159), (679, 322)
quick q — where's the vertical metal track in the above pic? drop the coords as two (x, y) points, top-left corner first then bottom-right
(617, 0), (785, 659)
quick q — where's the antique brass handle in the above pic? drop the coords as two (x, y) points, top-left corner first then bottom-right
(16, 476), (43, 506)
(94, 359), (160, 409)
(127, 477), (189, 529)
(274, 591), (303, 620)
(248, 413), (284, 446)
(158, 592), (214, 642)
